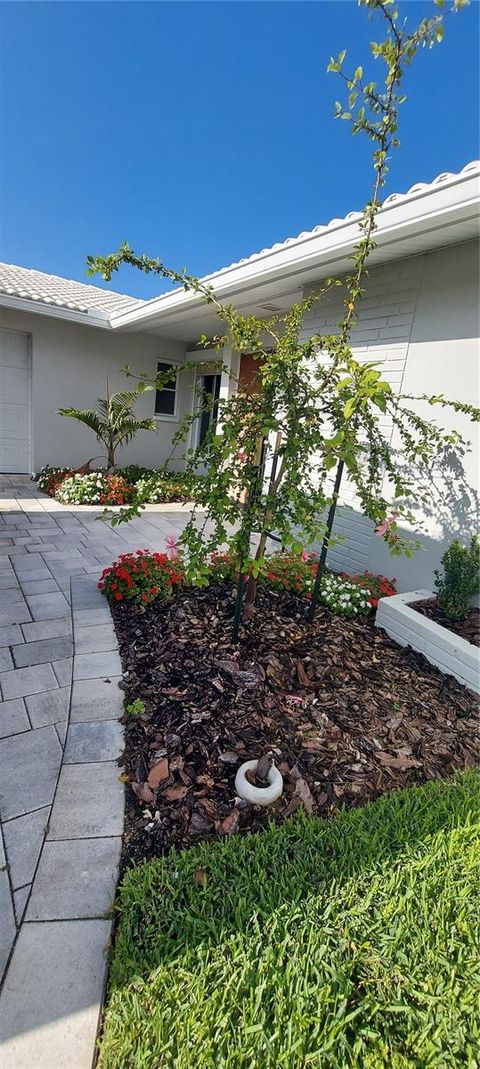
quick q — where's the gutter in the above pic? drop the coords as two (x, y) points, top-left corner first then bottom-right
(109, 164), (480, 331)
(0, 294), (112, 328)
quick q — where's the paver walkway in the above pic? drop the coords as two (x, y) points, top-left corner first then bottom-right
(0, 475), (196, 1067)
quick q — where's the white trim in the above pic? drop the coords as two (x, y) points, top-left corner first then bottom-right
(108, 163), (480, 331)
(0, 325), (32, 474)
(0, 293), (110, 328)
(0, 163), (477, 335)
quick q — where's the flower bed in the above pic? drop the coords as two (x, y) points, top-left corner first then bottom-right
(34, 464), (198, 506)
(55, 471), (135, 505)
(412, 596), (479, 647)
(376, 590), (480, 694)
(103, 552), (478, 869)
(98, 548), (184, 605)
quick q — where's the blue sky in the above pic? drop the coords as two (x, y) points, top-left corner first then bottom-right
(0, 1), (478, 299)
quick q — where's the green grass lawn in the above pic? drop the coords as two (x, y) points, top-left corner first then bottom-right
(98, 772), (480, 1069)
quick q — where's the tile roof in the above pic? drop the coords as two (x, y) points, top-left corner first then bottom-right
(200, 160), (480, 283)
(0, 261), (143, 315)
(1, 162), (478, 326)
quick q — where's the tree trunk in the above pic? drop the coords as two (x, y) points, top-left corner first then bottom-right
(243, 431), (283, 621)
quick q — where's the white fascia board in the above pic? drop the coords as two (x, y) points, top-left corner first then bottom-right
(0, 293), (112, 328)
(109, 167), (480, 332)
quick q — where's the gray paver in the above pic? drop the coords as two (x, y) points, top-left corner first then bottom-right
(0, 832), (16, 975)
(52, 657), (73, 687)
(72, 606), (112, 626)
(0, 586), (26, 604)
(0, 727), (61, 820)
(0, 574), (19, 591)
(3, 807), (49, 888)
(55, 721), (67, 745)
(10, 566), (51, 583)
(48, 762), (124, 839)
(0, 919), (112, 1068)
(73, 649), (122, 680)
(0, 544), (26, 556)
(0, 648), (13, 672)
(0, 661), (58, 700)
(25, 686), (70, 729)
(12, 636), (73, 668)
(0, 603), (31, 626)
(0, 482), (194, 1044)
(13, 885), (30, 925)
(25, 592), (70, 621)
(74, 623), (117, 654)
(0, 863), (16, 978)
(64, 719), (123, 763)
(26, 837), (121, 920)
(20, 578), (59, 595)
(21, 616), (71, 641)
(0, 697), (30, 739)
(12, 553), (44, 572)
(70, 676), (123, 721)
(0, 624), (23, 647)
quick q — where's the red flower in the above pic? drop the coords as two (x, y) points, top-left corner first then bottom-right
(114, 592), (123, 601)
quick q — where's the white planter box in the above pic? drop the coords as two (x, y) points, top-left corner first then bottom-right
(375, 590), (480, 695)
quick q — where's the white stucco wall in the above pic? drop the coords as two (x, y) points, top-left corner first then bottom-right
(301, 239), (479, 591)
(0, 306), (190, 472)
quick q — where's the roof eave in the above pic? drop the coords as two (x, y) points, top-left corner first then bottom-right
(0, 293), (112, 328)
(109, 166), (480, 332)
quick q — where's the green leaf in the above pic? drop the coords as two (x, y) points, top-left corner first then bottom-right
(343, 397), (357, 420)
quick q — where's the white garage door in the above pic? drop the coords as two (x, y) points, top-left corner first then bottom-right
(0, 329), (31, 473)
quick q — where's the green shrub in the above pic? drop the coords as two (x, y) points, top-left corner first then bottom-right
(434, 535), (480, 620)
(116, 464), (156, 485)
(136, 471), (195, 503)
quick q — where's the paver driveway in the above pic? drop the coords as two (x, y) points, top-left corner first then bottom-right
(0, 475), (196, 1067)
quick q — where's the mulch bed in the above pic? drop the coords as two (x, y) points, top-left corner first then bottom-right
(112, 582), (480, 870)
(410, 598), (480, 647)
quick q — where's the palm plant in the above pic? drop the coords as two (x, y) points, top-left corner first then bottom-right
(59, 381), (156, 469)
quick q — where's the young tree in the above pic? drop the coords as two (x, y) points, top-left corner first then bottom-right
(88, 0), (477, 641)
(59, 381), (156, 469)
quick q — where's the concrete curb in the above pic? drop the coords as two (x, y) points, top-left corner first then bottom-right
(375, 590), (480, 694)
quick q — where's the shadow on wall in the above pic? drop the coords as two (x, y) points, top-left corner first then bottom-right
(325, 443), (479, 593)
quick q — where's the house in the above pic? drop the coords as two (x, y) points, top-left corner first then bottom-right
(0, 161), (478, 589)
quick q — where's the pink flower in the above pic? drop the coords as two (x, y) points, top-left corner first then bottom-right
(374, 514), (397, 538)
(300, 549), (310, 562)
(165, 535), (179, 561)
(237, 449), (247, 464)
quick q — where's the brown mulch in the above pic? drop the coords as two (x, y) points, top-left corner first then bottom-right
(111, 583), (479, 870)
(410, 597), (480, 648)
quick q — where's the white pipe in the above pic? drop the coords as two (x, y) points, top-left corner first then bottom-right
(235, 759), (283, 807)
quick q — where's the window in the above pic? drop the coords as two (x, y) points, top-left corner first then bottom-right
(155, 362), (178, 418)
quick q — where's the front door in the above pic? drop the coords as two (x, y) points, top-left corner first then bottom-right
(0, 329), (31, 473)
